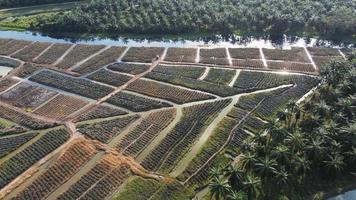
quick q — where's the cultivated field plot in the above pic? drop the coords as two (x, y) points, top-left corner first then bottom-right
(34, 94), (89, 120)
(121, 47), (165, 63)
(0, 82), (57, 110)
(199, 48), (229, 65)
(0, 38), (347, 200)
(164, 48), (197, 63)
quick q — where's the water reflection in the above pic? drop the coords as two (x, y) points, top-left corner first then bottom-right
(0, 30), (354, 49)
(328, 189), (356, 200)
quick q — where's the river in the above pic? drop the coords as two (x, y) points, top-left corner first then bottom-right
(328, 189), (356, 200)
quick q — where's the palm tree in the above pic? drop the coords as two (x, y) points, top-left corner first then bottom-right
(240, 152), (257, 170)
(254, 156), (277, 178)
(292, 154), (310, 180)
(227, 191), (248, 200)
(284, 130), (305, 153)
(209, 176), (232, 200)
(323, 154), (345, 177)
(274, 169), (289, 187)
(305, 136), (326, 164)
(272, 145), (290, 165)
(224, 164), (246, 190)
(210, 167), (222, 179)
(242, 174), (261, 200)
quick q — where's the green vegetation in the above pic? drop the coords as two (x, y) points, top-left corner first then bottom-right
(113, 176), (193, 200)
(34, 0), (355, 39)
(209, 58), (356, 199)
(204, 68), (235, 85)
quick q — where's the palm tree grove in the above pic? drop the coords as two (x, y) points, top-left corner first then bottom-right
(0, 0), (354, 200)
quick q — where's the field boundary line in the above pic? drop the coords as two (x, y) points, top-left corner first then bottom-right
(259, 47), (268, 68)
(303, 47), (318, 71)
(228, 69), (240, 87)
(68, 45), (110, 71)
(338, 49), (346, 60)
(226, 47), (232, 66)
(8, 41), (35, 57)
(117, 47), (130, 62)
(53, 44), (76, 66)
(32, 42), (54, 62)
(198, 67), (210, 80)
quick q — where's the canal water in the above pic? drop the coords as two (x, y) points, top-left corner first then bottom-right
(0, 65), (13, 77)
(328, 189), (356, 200)
(0, 30), (353, 49)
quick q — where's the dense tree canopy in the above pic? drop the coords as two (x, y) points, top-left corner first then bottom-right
(35, 0), (356, 38)
(209, 56), (356, 199)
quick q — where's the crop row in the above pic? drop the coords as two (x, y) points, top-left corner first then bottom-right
(0, 38), (11, 46)
(117, 109), (176, 157)
(153, 64), (205, 79)
(0, 132), (38, 158)
(0, 56), (21, 68)
(29, 70), (114, 99)
(164, 48), (197, 63)
(57, 154), (118, 200)
(107, 62), (150, 75)
(141, 99), (231, 172)
(267, 61), (316, 73)
(236, 87), (290, 112)
(74, 105), (127, 122)
(0, 78), (19, 93)
(34, 94), (89, 120)
(76, 163), (131, 200)
(0, 40), (32, 56)
(0, 123), (26, 137)
(0, 128), (70, 189)
(77, 115), (140, 143)
(12, 140), (97, 200)
(254, 76), (319, 119)
(0, 82), (58, 110)
(233, 71), (296, 90)
(199, 48), (229, 65)
(145, 71), (248, 97)
(14, 63), (43, 78)
(127, 79), (215, 104)
(232, 59), (264, 68)
(204, 68), (235, 85)
(243, 115), (266, 133)
(177, 117), (235, 181)
(0, 104), (57, 129)
(106, 91), (172, 112)
(73, 46), (126, 75)
(87, 69), (132, 87)
(34, 43), (73, 65)
(12, 42), (52, 62)
(307, 47), (341, 57)
(56, 44), (105, 69)
(312, 56), (343, 70)
(262, 47), (310, 63)
(228, 48), (260, 59)
(122, 47), (165, 63)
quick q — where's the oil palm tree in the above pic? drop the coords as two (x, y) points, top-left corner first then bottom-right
(254, 156), (277, 178)
(224, 164), (246, 190)
(209, 176), (232, 200)
(242, 174), (261, 200)
(227, 190), (248, 200)
(323, 153), (345, 177)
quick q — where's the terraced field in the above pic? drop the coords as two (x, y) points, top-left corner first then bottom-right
(0, 38), (348, 200)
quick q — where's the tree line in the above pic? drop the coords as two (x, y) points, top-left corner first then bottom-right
(33, 0), (356, 39)
(209, 55), (356, 199)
